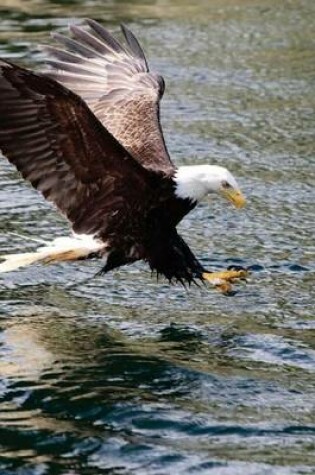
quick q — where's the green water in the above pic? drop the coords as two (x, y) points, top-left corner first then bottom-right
(0, 0), (314, 474)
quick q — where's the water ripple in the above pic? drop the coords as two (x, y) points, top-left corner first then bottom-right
(1, 1), (315, 473)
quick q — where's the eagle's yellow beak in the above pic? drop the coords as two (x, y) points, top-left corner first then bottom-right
(221, 188), (246, 208)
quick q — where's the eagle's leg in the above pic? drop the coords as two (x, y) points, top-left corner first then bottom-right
(202, 268), (249, 294)
(98, 249), (137, 275)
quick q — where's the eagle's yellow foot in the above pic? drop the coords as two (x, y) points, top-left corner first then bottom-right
(202, 268), (249, 295)
(203, 269), (248, 283)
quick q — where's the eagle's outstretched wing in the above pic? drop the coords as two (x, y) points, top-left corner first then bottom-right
(42, 19), (174, 174)
(0, 60), (164, 239)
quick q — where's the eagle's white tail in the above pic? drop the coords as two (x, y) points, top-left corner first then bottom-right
(0, 235), (105, 273)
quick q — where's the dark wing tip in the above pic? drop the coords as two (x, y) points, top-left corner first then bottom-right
(120, 23), (148, 69)
(84, 18), (126, 54)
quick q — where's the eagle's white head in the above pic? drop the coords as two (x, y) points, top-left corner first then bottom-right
(174, 165), (245, 208)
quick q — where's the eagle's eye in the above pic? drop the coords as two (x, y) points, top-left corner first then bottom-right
(222, 181), (232, 189)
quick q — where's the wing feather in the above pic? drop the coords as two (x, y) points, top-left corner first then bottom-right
(120, 23), (148, 65)
(0, 60), (165, 240)
(85, 19), (130, 55)
(42, 19), (174, 173)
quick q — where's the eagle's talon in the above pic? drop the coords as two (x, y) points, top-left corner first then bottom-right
(215, 281), (233, 295)
(227, 264), (247, 272)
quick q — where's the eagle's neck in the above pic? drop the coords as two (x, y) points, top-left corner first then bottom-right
(173, 165), (218, 202)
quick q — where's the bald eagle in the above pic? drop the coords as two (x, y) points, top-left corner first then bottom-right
(0, 19), (247, 292)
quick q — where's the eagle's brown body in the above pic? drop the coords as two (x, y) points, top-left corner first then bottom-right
(0, 20), (246, 287)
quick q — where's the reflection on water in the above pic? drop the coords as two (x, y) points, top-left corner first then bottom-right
(1, 303), (315, 474)
(0, 0), (314, 473)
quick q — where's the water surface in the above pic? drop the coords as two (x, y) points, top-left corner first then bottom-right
(0, 0), (314, 474)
